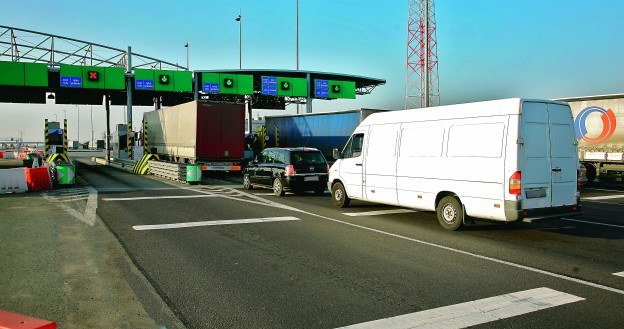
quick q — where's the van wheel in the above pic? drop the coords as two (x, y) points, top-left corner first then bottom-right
(331, 182), (350, 208)
(243, 174), (253, 190)
(436, 196), (463, 231)
(273, 178), (285, 197)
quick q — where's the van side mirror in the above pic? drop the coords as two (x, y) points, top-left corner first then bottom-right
(333, 148), (341, 160)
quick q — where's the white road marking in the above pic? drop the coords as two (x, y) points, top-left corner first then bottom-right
(177, 186), (624, 296)
(585, 188), (623, 193)
(103, 195), (218, 201)
(96, 187), (180, 192)
(561, 218), (624, 229)
(254, 193), (277, 196)
(582, 194), (624, 201)
(133, 216), (300, 231)
(342, 209), (416, 217)
(337, 287), (583, 329)
(613, 271), (624, 278)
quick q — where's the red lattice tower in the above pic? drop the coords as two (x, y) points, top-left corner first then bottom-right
(405, 0), (440, 109)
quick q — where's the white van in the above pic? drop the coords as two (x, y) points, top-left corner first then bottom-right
(328, 98), (581, 230)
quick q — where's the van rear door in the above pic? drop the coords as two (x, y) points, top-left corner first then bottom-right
(521, 102), (577, 209)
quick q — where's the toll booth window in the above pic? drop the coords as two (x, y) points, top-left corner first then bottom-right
(342, 133), (364, 158)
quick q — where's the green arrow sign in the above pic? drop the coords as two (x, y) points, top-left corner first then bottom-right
(332, 84), (341, 93)
(159, 74), (170, 85)
(56, 164), (75, 185)
(186, 164), (202, 183)
(281, 81), (290, 90)
(224, 78), (234, 88)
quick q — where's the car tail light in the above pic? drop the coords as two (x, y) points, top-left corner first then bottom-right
(285, 164), (296, 176)
(509, 171), (521, 195)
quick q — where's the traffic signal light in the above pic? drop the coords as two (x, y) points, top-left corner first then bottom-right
(87, 71), (99, 81)
(223, 78), (235, 88)
(159, 74), (170, 85)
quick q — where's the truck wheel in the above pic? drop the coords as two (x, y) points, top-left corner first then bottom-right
(273, 178), (285, 197)
(331, 182), (350, 208)
(583, 163), (597, 183)
(436, 196), (463, 231)
(243, 174), (253, 190)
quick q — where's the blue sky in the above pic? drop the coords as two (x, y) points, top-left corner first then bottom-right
(1, 0), (624, 141)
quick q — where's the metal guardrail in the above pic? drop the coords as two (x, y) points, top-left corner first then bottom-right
(148, 161), (187, 182)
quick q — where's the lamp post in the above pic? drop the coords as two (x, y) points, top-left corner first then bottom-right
(296, 0), (300, 114)
(18, 130), (24, 148)
(62, 110), (66, 120)
(236, 13), (242, 69)
(75, 105), (80, 144)
(184, 40), (189, 70)
(90, 105), (94, 149)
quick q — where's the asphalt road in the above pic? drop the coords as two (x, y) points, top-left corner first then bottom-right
(74, 159), (624, 329)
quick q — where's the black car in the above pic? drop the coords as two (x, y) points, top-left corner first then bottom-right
(243, 147), (329, 196)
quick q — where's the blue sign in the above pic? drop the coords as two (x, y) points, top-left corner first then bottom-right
(60, 76), (82, 88)
(50, 129), (63, 135)
(202, 83), (220, 93)
(261, 76), (278, 95)
(315, 79), (329, 98)
(135, 79), (155, 90)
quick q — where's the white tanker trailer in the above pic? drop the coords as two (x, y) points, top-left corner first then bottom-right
(557, 94), (624, 183)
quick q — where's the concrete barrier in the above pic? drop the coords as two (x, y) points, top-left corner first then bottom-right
(0, 168), (28, 193)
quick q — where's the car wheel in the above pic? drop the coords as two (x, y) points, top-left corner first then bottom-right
(331, 182), (350, 208)
(436, 196), (463, 231)
(243, 174), (253, 190)
(273, 178), (285, 197)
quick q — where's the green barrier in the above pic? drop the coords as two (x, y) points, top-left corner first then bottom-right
(56, 163), (76, 185)
(186, 164), (202, 183)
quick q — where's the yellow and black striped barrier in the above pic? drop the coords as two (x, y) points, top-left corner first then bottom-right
(133, 153), (160, 174)
(275, 127), (280, 147)
(46, 153), (70, 164)
(143, 120), (149, 153)
(63, 119), (69, 160)
(44, 119), (50, 156)
(128, 121), (133, 160)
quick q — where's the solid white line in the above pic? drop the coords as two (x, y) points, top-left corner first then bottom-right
(103, 195), (218, 201)
(561, 218), (624, 229)
(96, 187), (180, 192)
(337, 287), (583, 329)
(613, 271), (624, 278)
(133, 216), (300, 231)
(582, 194), (624, 201)
(343, 209), (416, 217)
(253, 193), (277, 196)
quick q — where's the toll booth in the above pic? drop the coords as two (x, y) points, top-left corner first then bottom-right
(112, 124), (128, 159)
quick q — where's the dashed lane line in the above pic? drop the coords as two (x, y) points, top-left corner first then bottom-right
(103, 195), (218, 201)
(582, 194), (624, 201)
(342, 209), (417, 217)
(613, 272), (624, 278)
(337, 287), (584, 329)
(133, 216), (300, 231)
(561, 218), (624, 229)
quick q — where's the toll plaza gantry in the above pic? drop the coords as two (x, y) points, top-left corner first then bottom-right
(193, 69), (385, 131)
(0, 25), (385, 161)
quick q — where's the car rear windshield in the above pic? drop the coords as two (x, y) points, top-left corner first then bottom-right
(290, 151), (326, 165)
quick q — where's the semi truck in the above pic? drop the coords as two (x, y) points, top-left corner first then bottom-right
(263, 109), (386, 161)
(557, 94), (624, 183)
(143, 101), (245, 172)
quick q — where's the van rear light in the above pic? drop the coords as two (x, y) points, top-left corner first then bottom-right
(285, 165), (296, 176)
(509, 171), (522, 195)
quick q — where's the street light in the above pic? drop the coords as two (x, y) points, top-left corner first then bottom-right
(62, 109), (66, 120)
(235, 12), (242, 69)
(74, 105), (80, 144)
(184, 40), (189, 70)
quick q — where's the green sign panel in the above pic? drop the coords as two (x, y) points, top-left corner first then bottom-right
(0, 61), (49, 87)
(186, 164), (202, 183)
(328, 80), (356, 99)
(135, 68), (192, 92)
(200, 73), (253, 95)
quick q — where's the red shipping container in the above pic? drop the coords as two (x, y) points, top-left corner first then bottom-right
(0, 310), (56, 329)
(24, 167), (52, 192)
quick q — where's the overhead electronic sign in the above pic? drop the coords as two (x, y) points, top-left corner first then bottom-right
(159, 74), (170, 85)
(87, 71), (99, 82)
(315, 79), (329, 98)
(261, 76), (278, 95)
(223, 78), (235, 89)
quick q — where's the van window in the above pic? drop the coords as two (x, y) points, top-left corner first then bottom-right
(342, 133), (364, 158)
(447, 123), (504, 158)
(400, 127), (444, 157)
(368, 127), (397, 157)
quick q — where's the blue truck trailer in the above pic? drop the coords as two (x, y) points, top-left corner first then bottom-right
(264, 109), (386, 160)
